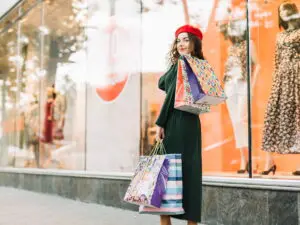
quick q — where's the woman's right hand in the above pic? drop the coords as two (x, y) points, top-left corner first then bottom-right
(156, 126), (165, 141)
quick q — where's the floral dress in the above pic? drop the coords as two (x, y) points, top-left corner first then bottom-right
(262, 28), (300, 154)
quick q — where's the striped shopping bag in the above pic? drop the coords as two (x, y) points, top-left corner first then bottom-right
(139, 154), (184, 215)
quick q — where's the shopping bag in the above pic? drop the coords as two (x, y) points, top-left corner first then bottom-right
(183, 55), (227, 105)
(139, 154), (184, 215)
(174, 56), (210, 115)
(123, 142), (169, 208)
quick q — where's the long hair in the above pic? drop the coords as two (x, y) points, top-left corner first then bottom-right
(168, 33), (205, 65)
(278, 1), (300, 30)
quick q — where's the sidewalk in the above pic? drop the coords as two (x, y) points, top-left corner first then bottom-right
(0, 187), (191, 225)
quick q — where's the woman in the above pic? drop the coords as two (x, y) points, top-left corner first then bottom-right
(156, 24), (204, 225)
(261, 0), (300, 175)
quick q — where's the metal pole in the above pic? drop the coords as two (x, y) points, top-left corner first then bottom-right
(246, 0), (253, 178)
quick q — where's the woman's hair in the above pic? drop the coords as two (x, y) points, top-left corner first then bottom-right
(278, 1), (300, 30)
(168, 33), (205, 65)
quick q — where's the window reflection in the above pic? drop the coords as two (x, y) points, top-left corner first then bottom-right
(0, 0), (88, 169)
(37, 0), (87, 169)
(0, 26), (19, 167)
(85, 0), (141, 172)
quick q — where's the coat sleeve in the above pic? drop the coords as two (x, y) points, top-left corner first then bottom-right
(155, 66), (176, 128)
(158, 74), (166, 91)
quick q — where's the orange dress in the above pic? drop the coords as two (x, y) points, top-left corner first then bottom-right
(42, 100), (54, 143)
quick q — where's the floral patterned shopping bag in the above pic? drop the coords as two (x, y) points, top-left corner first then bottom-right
(124, 142), (169, 208)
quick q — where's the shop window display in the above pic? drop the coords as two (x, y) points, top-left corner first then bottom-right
(140, 0), (300, 179)
(24, 94), (40, 168)
(36, 0), (87, 169)
(216, 5), (260, 174)
(20, 5), (43, 168)
(85, 0), (141, 172)
(140, 0), (251, 177)
(0, 0), (88, 170)
(140, 0), (190, 156)
(0, 0), (300, 180)
(0, 25), (19, 167)
(250, 0), (300, 178)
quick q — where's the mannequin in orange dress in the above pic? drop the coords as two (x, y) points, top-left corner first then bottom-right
(41, 87), (56, 143)
(39, 86), (55, 168)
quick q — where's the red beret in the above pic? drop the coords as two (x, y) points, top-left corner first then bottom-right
(175, 25), (203, 40)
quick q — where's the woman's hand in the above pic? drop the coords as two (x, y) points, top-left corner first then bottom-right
(156, 126), (165, 141)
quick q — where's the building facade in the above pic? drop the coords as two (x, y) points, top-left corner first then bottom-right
(0, 0), (300, 224)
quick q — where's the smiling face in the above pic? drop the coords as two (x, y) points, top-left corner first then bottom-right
(176, 32), (192, 56)
(168, 32), (204, 64)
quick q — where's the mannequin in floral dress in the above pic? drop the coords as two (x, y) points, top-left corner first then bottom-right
(261, 1), (300, 175)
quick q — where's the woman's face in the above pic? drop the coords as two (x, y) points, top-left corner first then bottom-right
(176, 32), (192, 56)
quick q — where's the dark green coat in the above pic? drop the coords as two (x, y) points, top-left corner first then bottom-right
(156, 63), (202, 223)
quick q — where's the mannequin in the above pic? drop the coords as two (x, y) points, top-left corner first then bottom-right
(261, 1), (300, 175)
(40, 85), (64, 168)
(218, 17), (260, 173)
(41, 86), (55, 144)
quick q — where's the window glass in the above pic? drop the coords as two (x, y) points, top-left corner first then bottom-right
(85, 0), (142, 172)
(251, 0), (300, 179)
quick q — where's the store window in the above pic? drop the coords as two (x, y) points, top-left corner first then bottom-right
(251, 0), (300, 179)
(0, 0), (87, 170)
(1, 0), (300, 180)
(201, 1), (249, 176)
(0, 23), (20, 167)
(85, 0), (142, 172)
(37, 0), (87, 170)
(19, 4), (43, 169)
(140, 0), (187, 156)
(140, 0), (251, 177)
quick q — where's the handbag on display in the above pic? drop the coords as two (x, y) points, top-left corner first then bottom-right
(123, 141), (169, 208)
